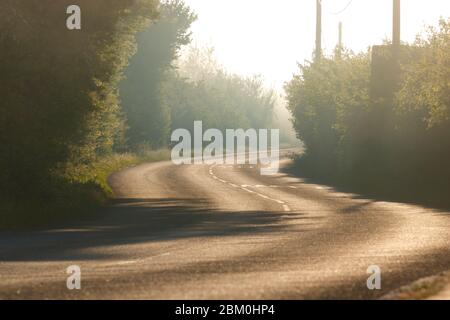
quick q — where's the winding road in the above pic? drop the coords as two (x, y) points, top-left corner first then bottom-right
(1, 156), (450, 299)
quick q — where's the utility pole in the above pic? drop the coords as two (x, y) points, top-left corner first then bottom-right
(338, 21), (343, 56)
(393, 0), (401, 49)
(315, 0), (322, 61)
(370, 0), (402, 101)
(336, 21), (343, 59)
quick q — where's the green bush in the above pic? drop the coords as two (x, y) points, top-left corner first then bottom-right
(286, 19), (450, 196)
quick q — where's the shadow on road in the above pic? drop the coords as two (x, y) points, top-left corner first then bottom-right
(0, 198), (304, 262)
(283, 160), (450, 212)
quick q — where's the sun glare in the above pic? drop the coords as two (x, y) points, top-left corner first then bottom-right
(185, 0), (450, 88)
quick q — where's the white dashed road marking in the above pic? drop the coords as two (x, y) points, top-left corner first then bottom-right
(209, 165), (292, 212)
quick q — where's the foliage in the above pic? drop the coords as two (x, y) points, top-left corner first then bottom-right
(286, 19), (450, 198)
(0, 150), (169, 230)
(285, 51), (371, 176)
(0, 0), (279, 228)
(165, 46), (276, 133)
(120, 0), (197, 148)
(0, 0), (159, 226)
(397, 19), (450, 127)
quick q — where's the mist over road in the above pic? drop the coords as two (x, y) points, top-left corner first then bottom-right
(1, 157), (450, 299)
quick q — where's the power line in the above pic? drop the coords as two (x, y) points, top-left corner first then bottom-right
(319, 0), (354, 15)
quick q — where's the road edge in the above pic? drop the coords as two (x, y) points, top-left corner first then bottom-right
(381, 271), (450, 300)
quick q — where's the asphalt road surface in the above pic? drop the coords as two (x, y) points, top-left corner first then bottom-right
(1, 157), (450, 299)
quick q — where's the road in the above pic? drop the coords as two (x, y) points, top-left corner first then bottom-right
(1, 157), (450, 299)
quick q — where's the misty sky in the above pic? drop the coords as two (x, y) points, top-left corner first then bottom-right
(183, 0), (450, 89)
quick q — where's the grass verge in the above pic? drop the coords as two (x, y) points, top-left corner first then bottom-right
(381, 271), (450, 300)
(0, 149), (170, 231)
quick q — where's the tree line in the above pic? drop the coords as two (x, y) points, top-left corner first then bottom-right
(285, 19), (450, 204)
(0, 0), (276, 227)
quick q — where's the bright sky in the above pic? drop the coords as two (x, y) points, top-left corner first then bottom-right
(184, 0), (450, 89)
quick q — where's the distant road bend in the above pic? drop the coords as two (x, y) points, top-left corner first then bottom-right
(1, 152), (450, 299)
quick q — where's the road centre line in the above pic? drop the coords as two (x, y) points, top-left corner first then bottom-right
(209, 165), (292, 212)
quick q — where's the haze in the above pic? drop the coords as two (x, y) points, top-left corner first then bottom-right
(185, 0), (450, 88)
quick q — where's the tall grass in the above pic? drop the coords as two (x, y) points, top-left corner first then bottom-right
(0, 149), (170, 230)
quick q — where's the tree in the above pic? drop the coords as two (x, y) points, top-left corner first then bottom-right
(397, 19), (450, 127)
(285, 19), (450, 198)
(164, 46), (276, 134)
(0, 0), (158, 200)
(120, 0), (197, 149)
